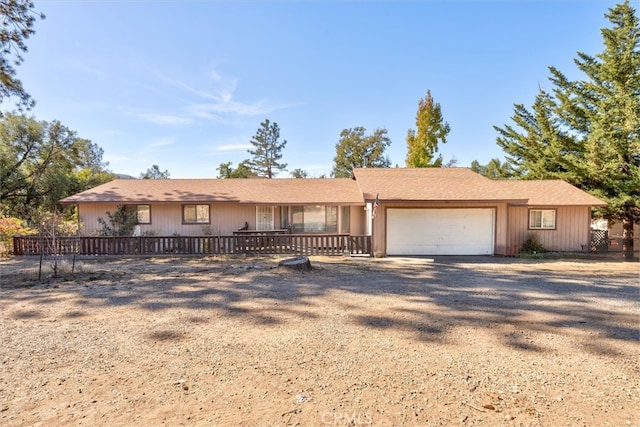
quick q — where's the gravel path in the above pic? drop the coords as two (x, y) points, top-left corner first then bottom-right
(1, 255), (638, 426)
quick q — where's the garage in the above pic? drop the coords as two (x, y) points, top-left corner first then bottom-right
(386, 208), (495, 255)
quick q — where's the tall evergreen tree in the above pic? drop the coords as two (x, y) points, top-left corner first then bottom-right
(470, 158), (510, 179)
(0, 0), (44, 113)
(495, 1), (640, 259)
(405, 90), (450, 168)
(495, 90), (581, 181)
(331, 127), (391, 178)
(139, 164), (170, 179)
(247, 119), (287, 178)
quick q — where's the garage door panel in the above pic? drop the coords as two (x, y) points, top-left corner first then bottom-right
(387, 208), (494, 255)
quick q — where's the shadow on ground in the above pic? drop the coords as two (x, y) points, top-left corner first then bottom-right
(2, 255), (638, 355)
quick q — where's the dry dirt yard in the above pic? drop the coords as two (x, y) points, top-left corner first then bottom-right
(1, 255), (638, 427)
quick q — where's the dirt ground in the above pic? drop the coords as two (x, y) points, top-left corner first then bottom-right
(1, 254), (638, 426)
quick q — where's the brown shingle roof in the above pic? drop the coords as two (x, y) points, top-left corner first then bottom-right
(60, 178), (364, 205)
(352, 168), (527, 202)
(495, 180), (607, 206)
(60, 169), (607, 207)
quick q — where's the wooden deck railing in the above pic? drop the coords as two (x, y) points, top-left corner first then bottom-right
(12, 234), (372, 257)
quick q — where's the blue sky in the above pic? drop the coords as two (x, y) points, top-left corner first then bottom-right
(13, 0), (619, 178)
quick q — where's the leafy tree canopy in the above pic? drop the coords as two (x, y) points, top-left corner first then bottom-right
(494, 0), (640, 257)
(470, 158), (511, 179)
(247, 119), (287, 178)
(291, 168), (308, 178)
(406, 89), (450, 168)
(0, 0), (44, 113)
(0, 113), (112, 222)
(140, 164), (170, 179)
(216, 160), (255, 179)
(331, 127), (391, 178)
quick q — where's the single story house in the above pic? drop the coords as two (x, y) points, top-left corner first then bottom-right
(60, 167), (606, 256)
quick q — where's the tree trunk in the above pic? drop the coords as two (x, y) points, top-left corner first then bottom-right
(278, 256), (312, 270)
(621, 218), (634, 261)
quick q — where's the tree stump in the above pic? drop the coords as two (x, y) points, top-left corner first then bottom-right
(278, 256), (312, 271)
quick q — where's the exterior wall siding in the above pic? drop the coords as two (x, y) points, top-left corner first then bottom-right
(76, 203), (363, 236)
(78, 203), (258, 236)
(507, 206), (591, 253)
(350, 205), (366, 235)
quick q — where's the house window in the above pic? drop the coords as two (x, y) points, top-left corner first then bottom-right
(529, 209), (556, 229)
(124, 205), (151, 224)
(341, 206), (350, 233)
(183, 204), (210, 224)
(292, 205), (338, 233)
(280, 206), (290, 229)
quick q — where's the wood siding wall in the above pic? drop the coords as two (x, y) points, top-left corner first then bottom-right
(350, 205), (366, 236)
(507, 206), (591, 254)
(77, 203), (364, 237)
(78, 203), (260, 236)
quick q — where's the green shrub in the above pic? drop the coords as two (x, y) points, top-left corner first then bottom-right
(97, 205), (138, 236)
(0, 217), (36, 255)
(521, 233), (546, 254)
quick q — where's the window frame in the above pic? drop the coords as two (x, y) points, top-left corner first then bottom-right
(124, 204), (151, 224)
(528, 209), (556, 230)
(340, 206), (350, 234)
(291, 205), (338, 233)
(182, 204), (211, 225)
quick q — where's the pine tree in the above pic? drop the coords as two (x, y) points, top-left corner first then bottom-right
(405, 90), (450, 168)
(495, 90), (581, 181)
(495, 1), (640, 259)
(0, 0), (45, 113)
(247, 119), (287, 178)
(470, 158), (511, 179)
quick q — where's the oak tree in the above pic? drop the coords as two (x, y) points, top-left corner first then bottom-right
(216, 160), (255, 179)
(0, 113), (112, 221)
(331, 127), (391, 178)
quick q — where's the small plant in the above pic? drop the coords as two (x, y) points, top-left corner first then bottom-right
(521, 232), (546, 254)
(97, 205), (138, 236)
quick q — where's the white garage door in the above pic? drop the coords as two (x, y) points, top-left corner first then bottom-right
(387, 208), (495, 255)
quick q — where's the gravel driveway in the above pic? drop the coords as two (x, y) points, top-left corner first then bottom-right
(1, 255), (638, 426)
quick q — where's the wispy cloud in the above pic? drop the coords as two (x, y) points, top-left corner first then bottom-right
(188, 99), (272, 117)
(69, 59), (110, 80)
(119, 66), (293, 127)
(157, 68), (290, 119)
(128, 112), (193, 126)
(147, 137), (175, 149)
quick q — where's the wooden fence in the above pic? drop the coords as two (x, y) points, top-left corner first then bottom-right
(12, 234), (371, 257)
